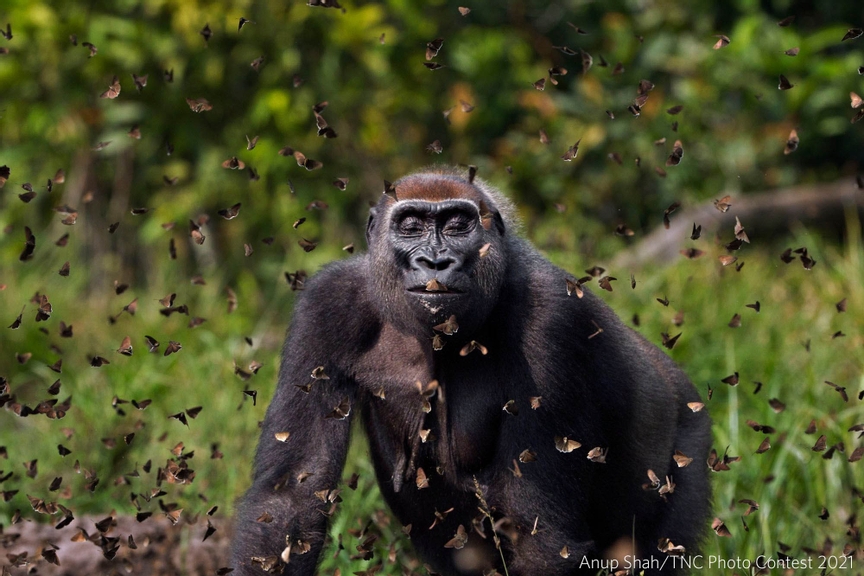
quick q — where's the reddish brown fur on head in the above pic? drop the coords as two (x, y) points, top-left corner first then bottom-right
(391, 173), (487, 205)
(370, 167), (518, 240)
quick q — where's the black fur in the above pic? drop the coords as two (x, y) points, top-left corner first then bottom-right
(231, 168), (712, 575)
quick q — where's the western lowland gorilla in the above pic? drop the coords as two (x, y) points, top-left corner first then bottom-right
(231, 167), (712, 575)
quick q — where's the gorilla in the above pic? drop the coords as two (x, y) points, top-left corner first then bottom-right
(231, 167), (712, 575)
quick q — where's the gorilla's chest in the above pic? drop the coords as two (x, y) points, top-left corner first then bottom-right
(355, 325), (506, 484)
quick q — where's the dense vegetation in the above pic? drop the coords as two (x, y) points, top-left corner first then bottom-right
(1, 0), (863, 574)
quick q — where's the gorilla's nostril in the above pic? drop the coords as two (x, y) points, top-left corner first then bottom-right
(433, 257), (455, 271)
(416, 256), (455, 271)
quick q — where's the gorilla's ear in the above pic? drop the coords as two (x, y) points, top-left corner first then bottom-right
(491, 211), (505, 235)
(479, 200), (506, 235)
(365, 208), (378, 245)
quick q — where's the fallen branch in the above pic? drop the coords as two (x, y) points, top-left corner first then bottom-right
(613, 180), (864, 268)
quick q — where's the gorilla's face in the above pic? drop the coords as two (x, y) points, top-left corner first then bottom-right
(391, 199), (484, 319)
(367, 176), (508, 341)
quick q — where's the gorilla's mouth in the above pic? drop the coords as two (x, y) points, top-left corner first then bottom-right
(406, 286), (465, 295)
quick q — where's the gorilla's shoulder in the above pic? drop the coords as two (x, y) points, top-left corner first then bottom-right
(302, 256), (369, 294)
(507, 240), (628, 338)
(289, 255), (381, 344)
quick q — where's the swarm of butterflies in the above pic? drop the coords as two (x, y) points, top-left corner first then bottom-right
(1, 5), (864, 575)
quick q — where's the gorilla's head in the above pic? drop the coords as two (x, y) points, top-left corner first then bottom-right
(365, 169), (512, 342)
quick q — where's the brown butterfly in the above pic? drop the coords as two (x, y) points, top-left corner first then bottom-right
(824, 381), (848, 402)
(326, 397), (351, 420)
(586, 447), (607, 463)
(35, 294), (53, 321)
(189, 220), (206, 245)
(415, 467), (429, 490)
(306, 200), (328, 210)
(443, 525), (468, 549)
(314, 111), (337, 138)
(425, 37), (444, 60)
(293, 151), (323, 170)
(666, 140), (684, 166)
(222, 157), (245, 170)
(712, 518), (731, 537)
(117, 336), (133, 356)
(307, 365), (330, 381)
(680, 248), (704, 259)
(383, 180), (398, 200)
(580, 49), (593, 74)
(186, 97), (213, 112)
(784, 129), (799, 154)
(661, 332), (682, 349)
(554, 436), (582, 453)
(8, 306), (24, 329)
(19, 226), (36, 261)
(713, 35), (730, 49)
(164, 341), (182, 356)
(812, 435), (827, 452)
(218, 203), (242, 220)
(565, 277), (589, 298)
(673, 450), (693, 467)
(713, 195), (732, 212)
(502, 400), (518, 416)
(663, 202), (680, 229)
(127, 74), (147, 93)
(433, 315), (459, 335)
(518, 449), (537, 463)
(561, 139), (581, 161)
(842, 28), (863, 41)
(459, 340), (488, 356)
(598, 276), (616, 291)
(721, 372), (739, 386)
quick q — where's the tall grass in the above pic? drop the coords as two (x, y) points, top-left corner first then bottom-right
(1, 218), (862, 573)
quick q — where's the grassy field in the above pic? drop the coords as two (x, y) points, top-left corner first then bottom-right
(1, 212), (863, 574)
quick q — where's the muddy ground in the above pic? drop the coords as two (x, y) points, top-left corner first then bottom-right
(1, 515), (232, 575)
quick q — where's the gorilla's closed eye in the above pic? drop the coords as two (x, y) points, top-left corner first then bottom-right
(442, 214), (475, 235)
(397, 216), (426, 236)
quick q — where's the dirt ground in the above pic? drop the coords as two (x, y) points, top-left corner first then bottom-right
(1, 515), (233, 575)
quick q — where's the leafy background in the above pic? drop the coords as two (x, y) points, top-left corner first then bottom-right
(0, 0), (863, 574)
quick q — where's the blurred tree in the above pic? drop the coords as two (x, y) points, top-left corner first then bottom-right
(1, 0), (862, 294)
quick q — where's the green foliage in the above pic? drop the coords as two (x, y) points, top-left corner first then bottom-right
(1, 0), (863, 573)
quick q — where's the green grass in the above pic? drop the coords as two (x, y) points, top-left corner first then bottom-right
(1, 216), (863, 574)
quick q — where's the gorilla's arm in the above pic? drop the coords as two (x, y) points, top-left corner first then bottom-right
(231, 273), (361, 575)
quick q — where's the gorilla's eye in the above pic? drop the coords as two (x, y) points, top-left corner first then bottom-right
(398, 216), (426, 236)
(443, 215), (475, 235)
